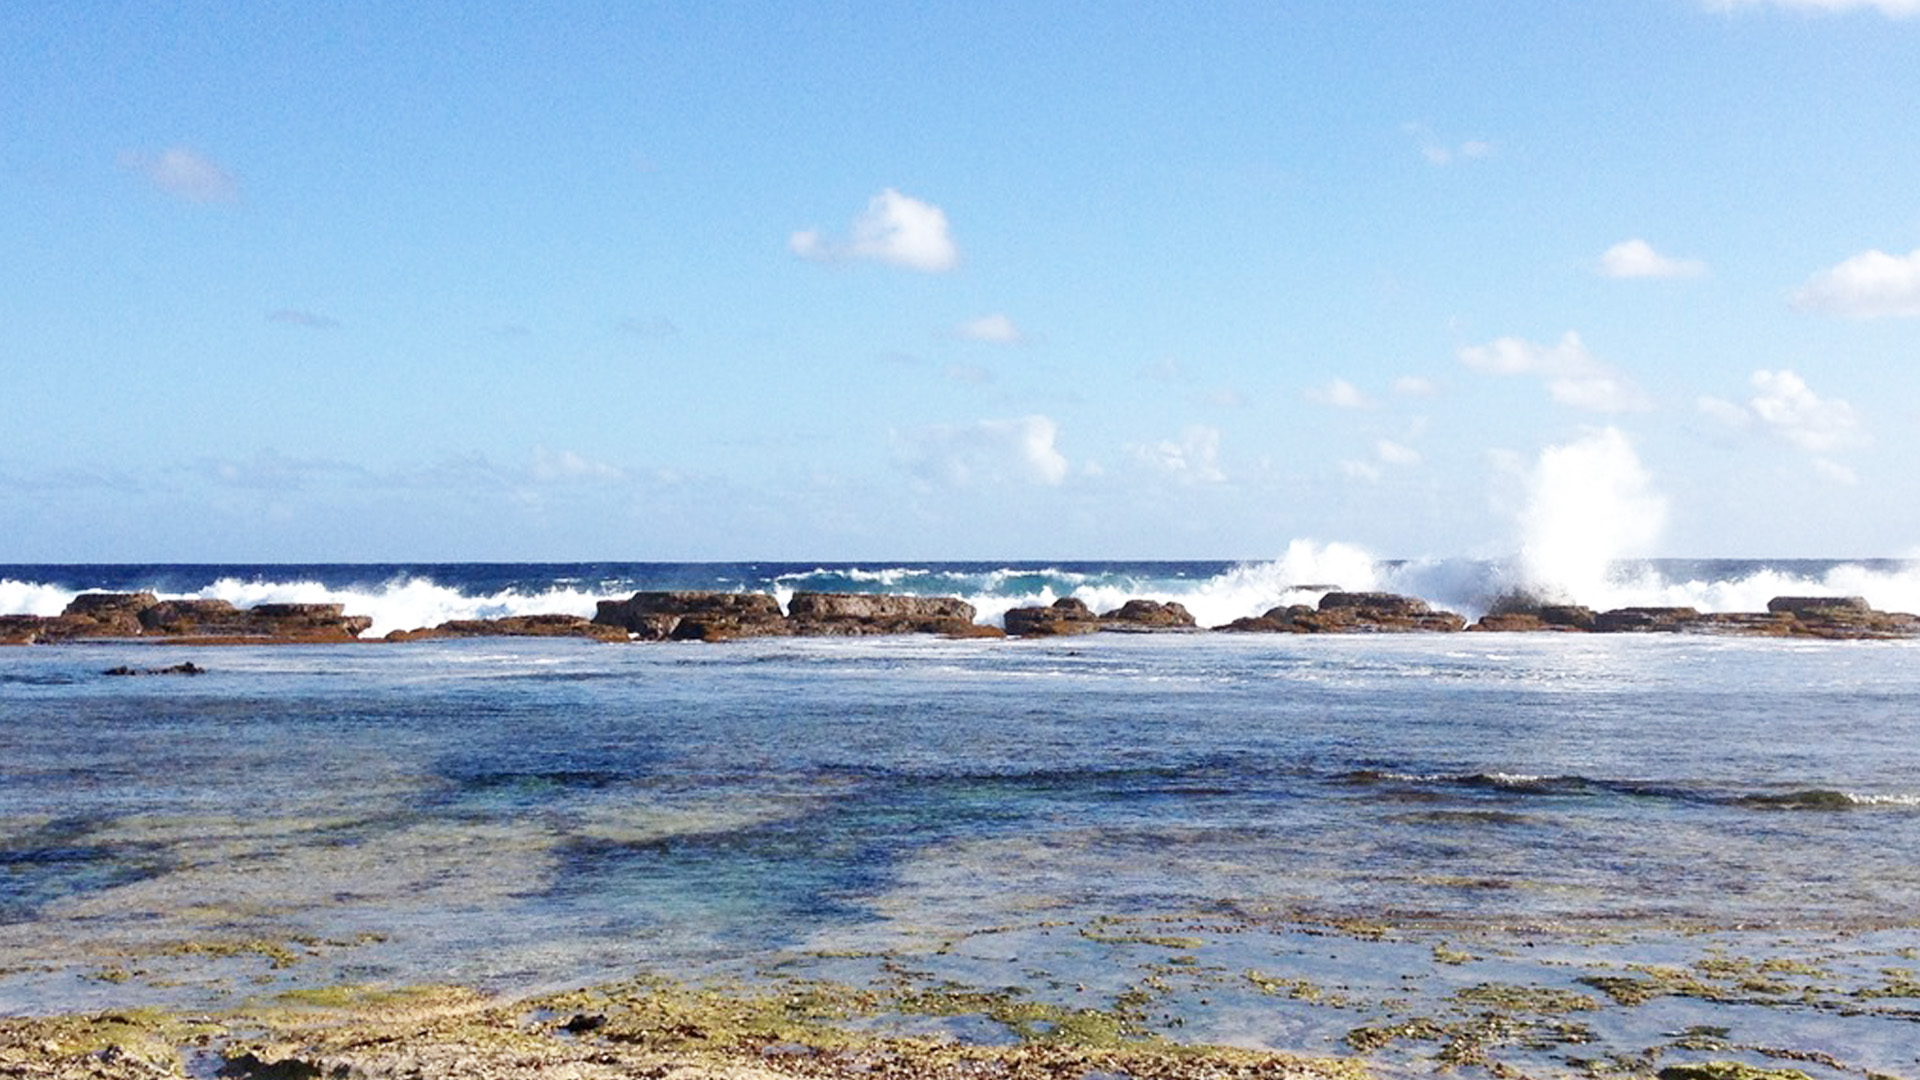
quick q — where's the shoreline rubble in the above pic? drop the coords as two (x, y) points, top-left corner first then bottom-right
(4, 589), (1917, 645)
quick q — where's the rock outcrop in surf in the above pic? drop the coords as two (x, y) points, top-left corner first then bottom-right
(5, 588), (1917, 646)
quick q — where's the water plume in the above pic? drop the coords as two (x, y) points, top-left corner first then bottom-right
(1515, 427), (1666, 607)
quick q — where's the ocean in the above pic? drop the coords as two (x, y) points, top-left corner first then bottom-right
(4, 556), (1919, 1076)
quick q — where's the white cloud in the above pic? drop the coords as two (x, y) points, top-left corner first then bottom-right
(896, 415), (1069, 488)
(1707, 0), (1919, 15)
(529, 446), (626, 483)
(1341, 438), (1421, 482)
(790, 189), (959, 272)
(1133, 426), (1225, 484)
(121, 146), (240, 204)
(1405, 124), (1493, 166)
(953, 313), (1024, 344)
(1597, 239), (1708, 279)
(1700, 369), (1862, 454)
(1790, 247), (1920, 318)
(1813, 458), (1860, 486)
(1392, 375), (1440, 398)
(1375, 439), (1422, 466)
(1305, 378), (1373, 409)
(1458, 331), (1650, 413)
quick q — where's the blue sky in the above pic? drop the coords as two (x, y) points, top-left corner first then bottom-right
(4, 0), (1918, 562)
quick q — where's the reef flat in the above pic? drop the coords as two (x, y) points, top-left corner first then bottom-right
(5, 906), (1917, 1079)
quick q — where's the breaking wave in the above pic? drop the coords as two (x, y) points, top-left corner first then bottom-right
(3, 549), (1919, 637)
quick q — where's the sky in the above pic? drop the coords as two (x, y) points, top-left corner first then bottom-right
(3, 0), (1918, 562)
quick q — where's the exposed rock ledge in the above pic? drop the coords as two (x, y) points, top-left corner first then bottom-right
(7, 589), (1919, 646)
(1, 594), (371, 644)
(592, 591), (1002, 641)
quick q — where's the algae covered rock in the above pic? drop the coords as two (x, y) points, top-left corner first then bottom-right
(1657, 1063), (1813, 1080)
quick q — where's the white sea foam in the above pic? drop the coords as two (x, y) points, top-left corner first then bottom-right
(185, 577), (602, 638)
(0, 579), (76, 618)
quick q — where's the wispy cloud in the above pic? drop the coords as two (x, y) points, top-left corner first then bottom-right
(1459, 331), (1650, 413)
(267, 309), (340, 329)
(1597, 239), (1708, 279)
(1392, 375), (1440, 398)
(791, 189), (959, 272)
(951, 313), (1025, 344)
(1405, 123), (1493, 166)
(1342, 439), (1422, 482)
(1133, 426), (1226, 484)
(894, 415), (1069, 488)
(528, 446), (627, 483)
(1790, 247), (1920, 317)
(1304, 378), (1374, 409)
(1699, 369), (1862, 453)
(1707, 0), (1919, 16)
(120, 146), (241, 204)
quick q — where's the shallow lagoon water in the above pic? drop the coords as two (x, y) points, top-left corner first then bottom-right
(4, 633), (1919, 1075)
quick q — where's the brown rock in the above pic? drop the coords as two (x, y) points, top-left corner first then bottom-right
(786, 592), (980, 636)
(1318, 591), (1432, 616)
(1306, 592), (1465, 632)
(393, 615), (627, 642)
(0, 615), (49, 644)
(592, 591), (789, 641)
(1099, 599), (1197, 631)
(1003, 597), (1101, 637)
(1592, 607), (1702, 633)
(1766, 595), (1872, 616)
(59, 592), (158, 636)
(1216, 604), (1316, 633)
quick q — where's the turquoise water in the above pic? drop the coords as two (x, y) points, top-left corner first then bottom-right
(4, 628), (1920, 1074)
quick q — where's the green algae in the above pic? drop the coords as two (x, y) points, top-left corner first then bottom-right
(0, 1008), (223, 1076)
(1657, 1064), (1814, 1080)
(1451, 982), (1600, 1014)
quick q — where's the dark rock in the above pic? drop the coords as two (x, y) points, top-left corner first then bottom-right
(1319, 591), (1432, 616)
(391, 615), (628, 642)
(135, 599), (371, 640)
(138, 599), (243, 634)
(1003, 597), (1101, 637)
(1099, 599), (1197, 631)
(593, 591), (789, 641)
(0, 615), (49, 645)
(1215, 604), (1317, 633)
(1692, 612), (1797, 637)
(59, 592), (158, 636)
(1302, 592), (1465, 632)
(787, 592), (980, 636)
(1592, 607), (1703, 633)
(1469, 601), (1595, 632)
(103, 662), (206, 676)
(1767, 595), (1871, 616)
(1540, 604), (1597, 629)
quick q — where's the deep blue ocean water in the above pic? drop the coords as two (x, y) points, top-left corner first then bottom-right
(4, 560), (1919, 1074)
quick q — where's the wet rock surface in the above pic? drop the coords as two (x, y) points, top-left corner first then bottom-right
(1217, 592), (1468, 634)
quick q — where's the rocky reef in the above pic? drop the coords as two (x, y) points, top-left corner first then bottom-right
(6, 587), (1919, 646)
(1000, 597), (1198, 637)
(1218, 592), (1468, 634)
(0, 594), (371, 644)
